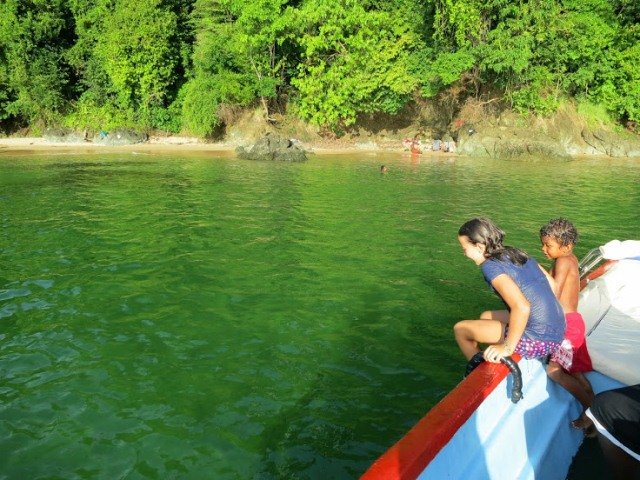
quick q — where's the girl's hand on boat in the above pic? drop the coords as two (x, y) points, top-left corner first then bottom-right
(483, 344), (509, 363)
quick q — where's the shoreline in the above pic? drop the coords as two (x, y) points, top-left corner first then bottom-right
(0, 136), (240, 157)
(2, 136), (629, 160)
(0, 135), (416, 156)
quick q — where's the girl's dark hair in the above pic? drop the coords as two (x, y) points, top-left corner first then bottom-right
(458, 217), (529, 265)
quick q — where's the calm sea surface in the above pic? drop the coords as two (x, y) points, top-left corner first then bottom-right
(1, 152), (638, 479)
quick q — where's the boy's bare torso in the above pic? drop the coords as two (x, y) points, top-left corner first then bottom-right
(552, 254), (580, 313)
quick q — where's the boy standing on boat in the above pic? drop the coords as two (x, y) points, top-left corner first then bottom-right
(540, 218), (595, 409)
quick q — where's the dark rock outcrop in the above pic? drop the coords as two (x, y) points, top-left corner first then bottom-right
(236, 133), (307, 162)
(43, 128), (87, 143)
(457, 131), (573, 160)
(456, 109), (640, 159)
(92, 128), (148, 146)
(581, 128), (640, 157)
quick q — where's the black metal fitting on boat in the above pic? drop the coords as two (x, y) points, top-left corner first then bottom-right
(464, 352), (485, 377)
(501, 356), (523, 403)
(464, 353), (523, 403)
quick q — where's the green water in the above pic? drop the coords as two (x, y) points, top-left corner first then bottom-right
(0, 152), (638, 479)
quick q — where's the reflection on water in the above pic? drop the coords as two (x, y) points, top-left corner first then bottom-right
(0, 153), (638, 478)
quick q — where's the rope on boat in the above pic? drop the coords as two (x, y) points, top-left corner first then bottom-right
(464, 353), (523, 404)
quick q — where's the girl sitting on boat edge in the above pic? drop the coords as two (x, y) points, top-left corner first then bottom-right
(454, 217), (565, 364)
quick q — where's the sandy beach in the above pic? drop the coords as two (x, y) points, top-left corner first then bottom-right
(0, 136), (238, 156)
(0, 135), (416, 157)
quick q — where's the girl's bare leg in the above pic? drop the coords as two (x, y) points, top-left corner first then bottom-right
(480, 310), (510, 324)
(453, 319), (505, 360)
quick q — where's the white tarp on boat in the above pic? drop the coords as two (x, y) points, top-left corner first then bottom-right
(579, 257), (640, 386)
(599, 239), (640, 260)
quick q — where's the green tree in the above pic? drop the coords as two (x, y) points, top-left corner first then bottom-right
(418, 0), (495, 102)
(182, 0), (287, 136)
(421, 0), (561, 111)
(66, 0), (192, 131)
(591, 0), (640, 123)
(286, 0), (420, 131)
(0, 0), (75, 128)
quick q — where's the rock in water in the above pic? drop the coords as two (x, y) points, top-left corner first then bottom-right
(236, 133), (307, 162)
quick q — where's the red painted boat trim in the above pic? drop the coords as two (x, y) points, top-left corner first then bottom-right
(580, 260), (617, 289)
(361, 354), (521, 480)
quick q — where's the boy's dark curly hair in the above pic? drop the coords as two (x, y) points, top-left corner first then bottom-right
(539, 218), (579, 246)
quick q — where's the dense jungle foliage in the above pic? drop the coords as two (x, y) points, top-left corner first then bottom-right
(0, 0), (638, 136)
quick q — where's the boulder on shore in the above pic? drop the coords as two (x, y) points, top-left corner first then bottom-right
(455, 107), (640, 159)
(236, 133), (307, 162)
(43, 128), (87, 143)
(92, 128), (148, 146)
